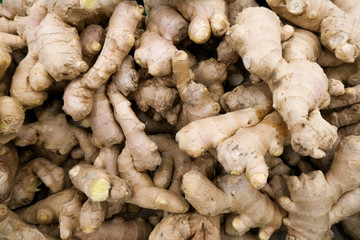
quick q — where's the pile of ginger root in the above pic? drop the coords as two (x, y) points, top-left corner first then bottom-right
(2, 0), (360, 239)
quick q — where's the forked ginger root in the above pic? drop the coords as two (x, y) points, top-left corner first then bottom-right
(70, 164), (189, 213)
(227, 7), (337, 158)
(8, 157), (64, 209)
(280, 135), (360, 240)
(145, 0), (230, 44)
(107, 81), (161, 172)
(134, 31), (178, 77)
(145, 5), (188, 44)
(0, 204), (47, 240)
(266, 0), (360, 63)
(15, 188), (84, 240)
(90, 85), (124, 148)
(149, 213), (220, 240)
(175, 69), (273, 160)
(217, 111), (288, 189)
(182, 171), (283, 240)
(172, 50), (220, 125)
(63, 1), (144, 121)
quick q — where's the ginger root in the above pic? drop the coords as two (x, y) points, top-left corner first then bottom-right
(182, 170), (283, 240)
(280, 135), (360, 240)
(227, 7), (337, 158)
(63, 1), (144, 121)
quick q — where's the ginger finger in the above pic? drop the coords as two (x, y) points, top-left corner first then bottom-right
(280, 135), (360, 240)
(192, 58), (227, 103)
(112, 55), (139, 96)
(145, 5), (188, 44)
(0, 144), (18, 204)
(76, 217), (151, 240)
(134, 31), (178, 77)
(90, 84), (124, 148)
(117, 144), (154, 187)
(149, 213), (220, 240)
(172, 50), (220, 124)
(0, 204), (47, 240)
(108, 81), (161, 172)
(80, 24), (105, 66)
(182, 171), (283, 240)
(69, 164), (131, 202)
(93, 146), (120, 176)
(176, 105), (272, 158)
(216, 111), (288, 189)
(63, 1), (144, 121)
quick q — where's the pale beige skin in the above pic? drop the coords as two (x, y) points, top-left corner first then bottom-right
(69, 164), (131, 202)
(15, 112), (78, 155)
(220, 82), (272, 112)
(47, 0), (99, 26)
(76, 217), (151, 240)
(182, 171), (283, 240)
(26, 158), (64, 192)
(329, 188), (360, 225)
(112, 55), (139, 96)
(134, 31), (178, 77)
(10, 0), (49, 109)
(331, 0), (360, 16)
(227, 7), (337, 158)
(90, 85), (124, 148)
(172, 50), (220, 125)
(117, 144), (154, 187)
(145, 0), (230, 44)
(341, 212), (360, 240)
(0, 144), (18, 204)
(217, 111), (288, 189)
(131, 75), (180, 125)
(8, 165), (40, 210)
(169, 152), (217, 195)
(145, 5), (189, 44)
(216, 37), (240, 66)
(149, 213), (220, 240)
(79, 199), (106, 234)
(0, 96), (25, 143)
(227, 0), (259, 25)
(15, 189), (84, 240)
(280, 135), (360, 240)
(70, 164), (189, 213)
(63, 2), (144, 121)
(107, 81), (161, 172)
(0, 0), (34, 18)
(192, 58), (227, 103)
(266, 0), (360, 63)
(10, 0), (97, 109)
(72, 127), (99, 162)
(126, 186), (189, 213)
(0, 32), (26, 81)
(0, 204), (47, 240)
(176, 104), (273, 158)
(150, 134), (191, 189)
(93, 146), (120, 176)
(35, 12), (88, 82)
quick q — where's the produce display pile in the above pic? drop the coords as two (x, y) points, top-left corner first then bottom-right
(1, 0), (360, 239)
